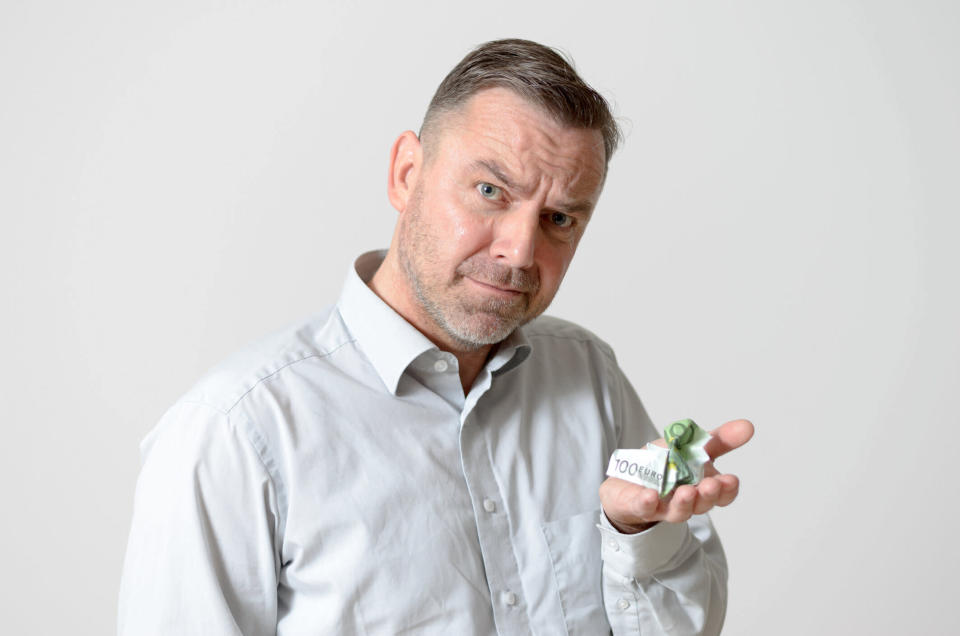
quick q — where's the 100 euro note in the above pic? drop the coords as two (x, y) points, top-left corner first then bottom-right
(606, 419), (711, 498)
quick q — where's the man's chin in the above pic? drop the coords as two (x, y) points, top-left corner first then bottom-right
(443, 313), (522, 349)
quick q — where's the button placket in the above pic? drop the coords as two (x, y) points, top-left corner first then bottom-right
(458, 410), (530, 633)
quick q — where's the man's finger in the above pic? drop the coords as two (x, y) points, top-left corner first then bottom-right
(704, 419), (754, 460)
(713, 474), (740, 507)
(665, 485), (696, 523)
(600, 477), (660, 525)
(693, 477), (722, 515)
(632, 487), (660, 520)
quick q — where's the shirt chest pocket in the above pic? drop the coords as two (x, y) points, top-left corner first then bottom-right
(541, 508), (611, 635)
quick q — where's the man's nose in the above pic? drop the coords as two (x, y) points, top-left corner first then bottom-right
(489, 207), (538, 270)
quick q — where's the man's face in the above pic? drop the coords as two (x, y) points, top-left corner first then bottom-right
(397, 87), (607, 350)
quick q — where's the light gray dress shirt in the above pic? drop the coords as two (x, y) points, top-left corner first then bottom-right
(118, 250), (727, 635)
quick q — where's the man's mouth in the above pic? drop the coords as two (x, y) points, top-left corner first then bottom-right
(465, 277), (525, 296)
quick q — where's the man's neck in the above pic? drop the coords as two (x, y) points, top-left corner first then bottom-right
(369, 250), (493, 394)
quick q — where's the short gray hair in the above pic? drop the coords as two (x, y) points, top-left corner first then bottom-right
(420, 38), (622, 166)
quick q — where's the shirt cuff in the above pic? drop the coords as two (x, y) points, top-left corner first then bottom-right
(596, 509), (690, 579)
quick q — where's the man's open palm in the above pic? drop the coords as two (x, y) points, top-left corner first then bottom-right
(599, 419), (755, 533)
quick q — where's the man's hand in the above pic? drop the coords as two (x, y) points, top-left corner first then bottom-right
(599, 419), (755, 534)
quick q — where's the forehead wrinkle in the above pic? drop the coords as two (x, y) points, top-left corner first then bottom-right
(511, 127), (605, 192)
(447, 90), (606, 204)
(535, 151), (604, 208)
(500, 138), (600, 194)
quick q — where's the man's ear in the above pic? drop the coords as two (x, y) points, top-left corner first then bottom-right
(387, 130), (423, 213)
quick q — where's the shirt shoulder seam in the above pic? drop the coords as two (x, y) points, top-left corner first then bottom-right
(523, 330), (616, 361)
(178, 337), (358, 416)
(224, 338), (357, 413)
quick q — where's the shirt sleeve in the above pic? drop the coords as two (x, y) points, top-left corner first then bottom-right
(599, 360), (728, 636)
(117, 400), (281, 635)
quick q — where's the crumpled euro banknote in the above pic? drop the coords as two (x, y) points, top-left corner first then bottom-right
(605, 419), (711, 498)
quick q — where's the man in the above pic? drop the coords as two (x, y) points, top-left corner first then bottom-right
(118, 38), (753, 635)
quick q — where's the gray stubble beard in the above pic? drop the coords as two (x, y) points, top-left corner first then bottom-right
(397, 192), (539, 351)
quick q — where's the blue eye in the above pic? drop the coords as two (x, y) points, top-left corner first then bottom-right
(549, 212), (573, 228)
(477, 182), (502, 200)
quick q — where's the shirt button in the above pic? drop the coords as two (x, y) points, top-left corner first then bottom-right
(503, 591), (518, 606)
(433, 359), (449, 373)
(483, 498), (496, 513)
(606, 539), (620, 552)
(616, 597), (631, 611)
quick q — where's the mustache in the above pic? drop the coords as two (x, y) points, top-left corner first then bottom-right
(456, 257), (539, 293)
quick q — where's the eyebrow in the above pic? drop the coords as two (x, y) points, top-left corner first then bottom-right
(471, 159), (595, 216)
(473, 159), (521, 191)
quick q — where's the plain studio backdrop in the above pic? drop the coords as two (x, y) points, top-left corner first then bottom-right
(2, 1), (957, 633)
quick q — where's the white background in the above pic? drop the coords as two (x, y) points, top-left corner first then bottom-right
(2, 1), (957, 633)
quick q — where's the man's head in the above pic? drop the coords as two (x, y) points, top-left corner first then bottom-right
(420, 39), (622, 172)
(381, 39), (620, 352)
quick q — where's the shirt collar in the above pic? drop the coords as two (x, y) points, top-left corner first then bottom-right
(487, 325), (531, 377)
(336, 250), (532, 395)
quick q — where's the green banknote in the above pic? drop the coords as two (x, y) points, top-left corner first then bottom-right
(606, 419), (711, 498)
